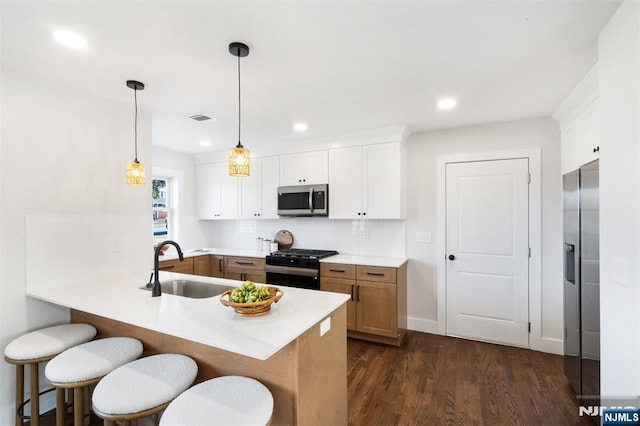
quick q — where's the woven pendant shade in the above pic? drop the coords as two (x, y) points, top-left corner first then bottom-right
(228, 42), (250, 177)
(229, 145), (250, 177)
(125, 80), (145, 186)
(126, 160), (146, 185)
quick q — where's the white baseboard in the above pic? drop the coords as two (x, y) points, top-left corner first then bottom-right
(530, 336), (564, 355)
(406, 317), (439, 334)
(405, 318), (564, 355)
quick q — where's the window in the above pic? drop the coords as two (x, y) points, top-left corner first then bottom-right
(152, 178), (171, 242)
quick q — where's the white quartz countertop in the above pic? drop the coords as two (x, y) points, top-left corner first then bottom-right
(161, 248), (408, 268)
(160, 248), (269, 261)
(320, 254), (408, 268)
(26, 271), (349, 361)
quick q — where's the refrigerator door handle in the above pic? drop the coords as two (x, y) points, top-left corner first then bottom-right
(564, 243), (576, 284)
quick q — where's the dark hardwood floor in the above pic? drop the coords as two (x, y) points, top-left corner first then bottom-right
(30, 331), (587, 426)
(348, 331), (586, 426)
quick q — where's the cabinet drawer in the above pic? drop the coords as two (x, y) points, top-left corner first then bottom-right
(158, 257), (194, 274)
(356, 265), (396, 283)
(321, 263), (356, 279)
(224, 256), (265, 271)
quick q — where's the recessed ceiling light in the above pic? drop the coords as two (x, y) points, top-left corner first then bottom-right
(437, 97), (457, 110)
(53, 29), (88, 50)
(293, 122), (308, 132)
(199, 140), (212, 147)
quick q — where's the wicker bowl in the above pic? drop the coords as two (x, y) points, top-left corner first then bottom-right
(219, 286), (283, 317)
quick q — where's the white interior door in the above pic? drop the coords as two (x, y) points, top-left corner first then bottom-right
(445, 158), (529, 347)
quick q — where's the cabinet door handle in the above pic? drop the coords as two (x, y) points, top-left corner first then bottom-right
(159, 265), (175, 270)
(218, 259), (223, 272)
(329, 269), (346, 273)
(593, 146), (600, 153)
(366, 272), (385, 276)
(350, 285), (354, 301)
(355, 285), (360, 302)
(235, 261), (254, 265)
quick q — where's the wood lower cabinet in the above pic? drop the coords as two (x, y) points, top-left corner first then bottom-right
(209, 255), (225, 278)
(321, 277), (356, 330)
(193, 255), (210, 276)
(321, 262), (407, 346)
(158, 257), (194, 274)
(224, 256), (266, 283)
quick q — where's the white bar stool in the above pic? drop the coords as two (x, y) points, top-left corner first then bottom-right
(45, 337), (143, 426)
(3, 323), (97, 426)
(92, 354), (198, 426)
(160, 376), (274, 426)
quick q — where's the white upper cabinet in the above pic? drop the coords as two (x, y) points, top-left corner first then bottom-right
(554, 64), (599, 174)
(579, 100), (599, 166)
(196, 162), (238, 219)
(328, 146), (363, 219)
(280, 150), (328, 186)
(363, 143), (405, 219)
(239, 156), (279, 219)
(329, 142), (405, 219)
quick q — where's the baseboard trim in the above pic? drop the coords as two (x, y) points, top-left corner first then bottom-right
(407, 317), (439, 334)
(530, 336), (564, 355)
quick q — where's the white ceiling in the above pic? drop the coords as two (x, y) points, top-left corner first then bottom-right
(2, 1), (620, 154)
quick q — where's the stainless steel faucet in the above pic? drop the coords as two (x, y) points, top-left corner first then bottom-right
(152, 240), (184, 297)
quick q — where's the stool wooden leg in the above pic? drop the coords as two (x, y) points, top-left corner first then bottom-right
(30, 363), (40, 426)
(56, 388), (66, 426)
(84, 387), (90, 426)
(103, 421), (116, 426)
(15, 364), (24, 426)
(73, 387), (84, 426)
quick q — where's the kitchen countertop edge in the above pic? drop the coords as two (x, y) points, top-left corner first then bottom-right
(320, 254), (408, 268)
(26, 271), (349, 361)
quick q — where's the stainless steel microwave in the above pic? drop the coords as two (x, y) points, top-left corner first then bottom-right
(277, 184), (328, 217)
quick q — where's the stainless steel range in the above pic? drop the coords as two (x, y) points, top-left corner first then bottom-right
(265, 249), (338, 290)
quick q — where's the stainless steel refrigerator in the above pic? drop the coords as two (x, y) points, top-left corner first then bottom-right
(563, 159), (600, 404)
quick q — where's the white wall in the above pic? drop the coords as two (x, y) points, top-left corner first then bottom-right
(0, 68), (152, 423)
(405, 117), (563, 350)
(598, 0), (640, 400)
(152, 146), (207, 251)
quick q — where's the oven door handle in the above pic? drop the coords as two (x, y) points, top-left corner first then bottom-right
(265, 265), (319, 277)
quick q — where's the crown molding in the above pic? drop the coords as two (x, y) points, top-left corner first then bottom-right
(552, 63), (598, 128)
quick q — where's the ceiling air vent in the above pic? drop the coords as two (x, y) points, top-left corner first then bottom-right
(189, 113), (214, 122)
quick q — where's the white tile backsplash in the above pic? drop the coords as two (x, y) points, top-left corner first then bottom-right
(199, 218), (405, 257)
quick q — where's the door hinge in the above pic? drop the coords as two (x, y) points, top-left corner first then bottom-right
(528, 247), (531, 258)
(528, 322), (531, 333)
(527, 172), (531, 184)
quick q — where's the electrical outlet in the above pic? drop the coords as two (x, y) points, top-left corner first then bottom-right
(416, 232), (432, 243)
(320, 317), (331, 336)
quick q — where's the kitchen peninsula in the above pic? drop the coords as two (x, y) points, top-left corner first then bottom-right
(27, 271), (350, 425)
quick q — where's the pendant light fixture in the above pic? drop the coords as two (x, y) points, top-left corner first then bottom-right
(228, 42), (250, 177)
(125, 80), (146, 185)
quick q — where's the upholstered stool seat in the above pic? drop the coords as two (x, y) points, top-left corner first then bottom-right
(160, 376), (274, 426)
(4, 323), (97, 426)
(46, 337), (143, 426)
(92, 354), (198, 425)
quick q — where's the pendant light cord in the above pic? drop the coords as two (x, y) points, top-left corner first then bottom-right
(237, 50), (242, 145)
(134, 87), (139, 162)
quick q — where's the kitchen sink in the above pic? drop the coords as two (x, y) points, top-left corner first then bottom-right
(139, 280), (234, 299)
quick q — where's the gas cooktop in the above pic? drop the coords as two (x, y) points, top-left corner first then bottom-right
(269, 249), (338, 260)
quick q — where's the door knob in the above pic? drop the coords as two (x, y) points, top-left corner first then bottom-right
(448, 254), (455, 261)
